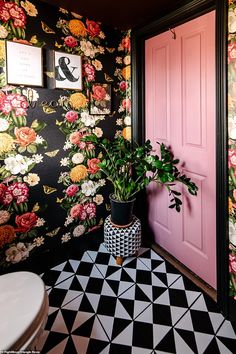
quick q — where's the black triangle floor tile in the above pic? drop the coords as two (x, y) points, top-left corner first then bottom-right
(44, 309), (60, 331)
(111, 318), (133, 341)
(190, 310), (215, 334)
(63, 262), (76, 273)
(60, 308), (78, 333)
(106, 279), (120, 295)
(125, 258), (138, 269)
(135, 284), (152, 302)
(63, 335), (79, 354)
(79, 294), (96, 314)
(76, 261), (94, 276)
(155, 328), (176, 353)
(85, 277), (104, 294)
(105, 265), (120, 278)
(152, 286), (168, 302)
(168, 288), (188, 308)
(153, 303), (172, 326)
(204, 337), (221, 354)
(120, 269), (135, 283)
(41, 270), (62, 287)
(97, 295), (117, 316)
(86, 338), (110, 354)
(153, 272), (168, 286)
(48, 288), (68, 308)
(132, 321), (153, 349)
(136, 269), (152, 284)
(41, 332), (68, 353)
(72, 314), (96, 337)
(109, 343), (132, 354)
(118, 298), (134, 319)
(216, 336), (236, 353)
(69, 275), (85, 292)
(174, 328), (198, 353)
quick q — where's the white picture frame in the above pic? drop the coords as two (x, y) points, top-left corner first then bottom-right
(53, 51), (82, 90)
(6, 41), (43, 87)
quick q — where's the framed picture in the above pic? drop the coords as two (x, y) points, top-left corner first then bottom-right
(6, 41), (43, 87)
(90, 83), (112, 115)
(53, 51), (82, 90)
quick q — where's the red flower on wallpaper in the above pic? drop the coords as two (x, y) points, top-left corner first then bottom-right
(86, 19), (101, 37)
(15, 212), (38, 233)
(0, 1), (26, 28)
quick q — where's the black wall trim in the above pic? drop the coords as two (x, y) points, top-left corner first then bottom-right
(132, 0), (230, 317)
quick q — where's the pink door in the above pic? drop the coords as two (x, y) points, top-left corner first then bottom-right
(145, 11), (216, 288)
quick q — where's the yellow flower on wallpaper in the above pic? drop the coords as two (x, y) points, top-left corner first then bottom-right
(122, 65), (131, 80)
(69, 92), (87, 110)
(0, 40), (5, 61)
(68, 19), (87, 37)
(0, 133), (14, 154)
(122, 126), (131, 141)
(70, 165), (88, 182)
(20, 0), (38, 17)
(0, 225), (16, 249)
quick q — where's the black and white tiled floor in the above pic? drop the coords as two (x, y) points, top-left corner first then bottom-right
(38, 243), (236, 353)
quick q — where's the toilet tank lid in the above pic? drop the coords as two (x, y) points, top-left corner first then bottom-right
(0, 271), (46, 350)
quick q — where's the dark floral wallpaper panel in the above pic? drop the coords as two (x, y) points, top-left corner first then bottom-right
(0, 0), (131, 269)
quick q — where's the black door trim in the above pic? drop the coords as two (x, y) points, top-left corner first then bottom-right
(131, 0), (229, 317)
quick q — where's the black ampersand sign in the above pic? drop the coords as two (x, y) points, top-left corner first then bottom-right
(55, 57), (79, 82)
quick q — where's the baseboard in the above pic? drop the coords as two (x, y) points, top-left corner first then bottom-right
(151, 242), (217, 302)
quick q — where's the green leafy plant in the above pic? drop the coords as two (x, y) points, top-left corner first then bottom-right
(84, 135), (198, 211)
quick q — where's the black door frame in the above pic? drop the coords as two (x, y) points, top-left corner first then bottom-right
(131, 0), (230, 317)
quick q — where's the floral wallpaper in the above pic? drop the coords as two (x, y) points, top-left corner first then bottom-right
(0, 0), (131, 269)
(228, 0), (236, 300)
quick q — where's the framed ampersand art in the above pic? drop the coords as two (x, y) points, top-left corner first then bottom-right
(52, 51), (82, 90)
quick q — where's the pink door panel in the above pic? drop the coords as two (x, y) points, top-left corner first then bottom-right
(145, 11), (216, 288)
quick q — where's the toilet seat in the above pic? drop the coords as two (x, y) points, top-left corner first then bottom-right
(0, 271), (49, 351)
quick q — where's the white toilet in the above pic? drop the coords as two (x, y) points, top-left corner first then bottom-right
(0, 271), (49, 351)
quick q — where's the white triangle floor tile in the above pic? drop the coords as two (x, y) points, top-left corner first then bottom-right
(190, 295), (208, 312)
(71, 335), (90, 354)
(97, 314), (115, 340)
(95, 264), (110, 277)
(76, 274), (90, 291)
(123, 267), (137, 282)
(174, 311), (194, 332)
(174, 329), (195, 354)
(54, 276), (74, 290)
(51, 261), (67, 272)
(112, 322), (134, 346)
(169, 276), (185, 290)
(194, 332), (214, 354)
(171, 306), (188, 326)
(132, 346), (154, 354)
(153, 262), (166, 273)
(135, 304), (153, 324)
(90, 316), (110, 341)
(151, 273), (168, 288)
(137, 283), (153, 301)
(48, 306), (59, 315)
(51, 310), (69, 334)
(61, 290), (83, 307)
(209, 312), (225, 334)
(185, 290), (201, 307)
(86, 292), (102, 312)
(63, 294), (84, 311)
(47, 337), (69, 354)
(90, 265), (105, 279)
(118, 281), (134, 296)
(69, 259), (80, 272)
(72, 311), (95, 332)
(134, 300), (151, 319)
(153, 324), (172, 348)
(167, 273), (181, 287)
(217, 320), (236, 339)
(101, 279), (117, 297)
(99, 344), (111, 354)
(119, 284), (135, 299)
(54, 271), (74, 285)
(154, 289), (170, 306)
(106, 268), (122, 281)
(81, 251), (96, 263)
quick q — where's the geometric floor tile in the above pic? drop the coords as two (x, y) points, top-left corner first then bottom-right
(39, 245), (236, 354)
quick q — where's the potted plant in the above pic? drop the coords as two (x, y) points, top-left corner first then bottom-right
(84, 134), (198, 227)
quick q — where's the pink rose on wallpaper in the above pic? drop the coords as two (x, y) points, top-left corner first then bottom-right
(87, 158), (100, 174)
(86, 19), (101, 37)
(92, 85), (106, 101)
(119, 81), (128, 91)
(229, 254), (236, 274)
(65, 111), (78, 123)
(83, 202), (96, 219)
(64, 36), (78, 48)
(15, 212), (38, 232)
(0, 2), (26, 28)
(122, 98), (131, 112)
(229, 149), (236, 168)
(66, 184), (79, 197)
(70, 204), (87, 220)
(83, 63), (95, 82)
(69, 131), (83, 145)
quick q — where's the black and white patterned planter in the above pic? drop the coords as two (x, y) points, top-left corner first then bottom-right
(104, 215), (142, 258)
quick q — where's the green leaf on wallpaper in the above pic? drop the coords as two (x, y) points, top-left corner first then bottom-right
(31, 119), (46, 132)
(27, 144), (37, 154)
(45, 71), (55, 78)
(27, 229), (38, 238)
(42, 105), (56, 114)
(18, 146), (26, 153)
